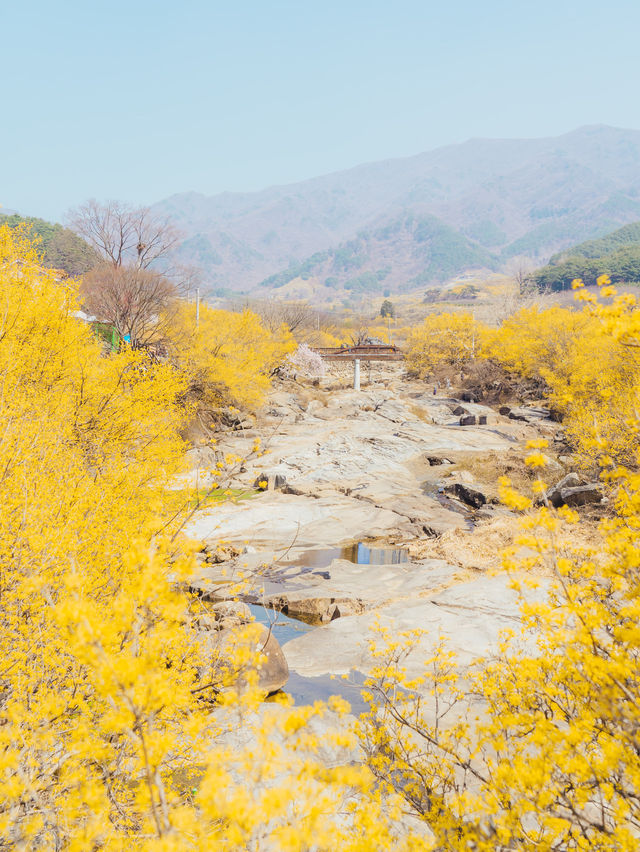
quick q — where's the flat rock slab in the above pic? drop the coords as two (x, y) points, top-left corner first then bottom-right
(184, 492), (405, 548)
(283, 574), (550, 681)
(264, 558), (459, 616)
(193, 555), (460, 618)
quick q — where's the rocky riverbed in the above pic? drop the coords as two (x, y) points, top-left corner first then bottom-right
(185, 364), (567, 704)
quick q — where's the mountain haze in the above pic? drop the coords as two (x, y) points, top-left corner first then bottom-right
(153, 125), (640, 294)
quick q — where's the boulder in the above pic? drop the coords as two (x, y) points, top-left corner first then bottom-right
(253, 472), (288, 491)
(460, 391), (476, 402)
(444, 482), (487, 509)
(450, 405), (467, 416)
(202, 622), (289, 694)
(559, 485), (603, 507)
(426, 456), (453, 466)
(254, 624), (290, 693)
(509, 406), (551, 423)
(543, 473), (603, 508)
(211, 600), (252, 627)
(544, 472), (581, 506)
(459, 414), (477, 426)
(268, 594), (365, 623)
(499, 406), (511, 416)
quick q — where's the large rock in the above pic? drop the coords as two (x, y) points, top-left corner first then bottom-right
(254, 624), (290, 693)
(554, 484), (602, 508)
(444, 482), (487, 508)
(426, 455), (453, 466)
(211, 600), (252, 628)
(201, 622), (289, 694)
(508, 406), (551, 423)
(545, 473), (602, 508)
(283, 574), (550, 683)
(253, 472), (288, 491)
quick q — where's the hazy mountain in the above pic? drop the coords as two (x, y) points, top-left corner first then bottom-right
(153, 125), (640, 294)
(259, 213), (496, 296)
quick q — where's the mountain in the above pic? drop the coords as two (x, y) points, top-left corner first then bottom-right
(259, 213), (496, 295)
(530, 220), (640, 291)
(152, 125), (640, 295)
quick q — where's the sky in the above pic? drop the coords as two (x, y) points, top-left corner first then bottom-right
(3, 0), (640, 221)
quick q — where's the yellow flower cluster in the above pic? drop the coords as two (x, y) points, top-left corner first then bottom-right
(0, 225), (432, 849)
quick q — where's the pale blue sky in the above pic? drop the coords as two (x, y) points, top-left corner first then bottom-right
(2, 0), (640, 220)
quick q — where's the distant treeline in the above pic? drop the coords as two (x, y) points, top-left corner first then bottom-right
(0, 213), (98, 276)
(530, 222), (640, 291)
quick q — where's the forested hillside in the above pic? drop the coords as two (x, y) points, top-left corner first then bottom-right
(0, 213), (98, 276)
(530, 220), (640, 290)
(259, 213), (496, 294)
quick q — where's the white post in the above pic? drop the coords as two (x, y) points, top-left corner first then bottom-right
(471, 309), (475, 358)
(354, 358), (361, 391)
(196, 287), (200, 327)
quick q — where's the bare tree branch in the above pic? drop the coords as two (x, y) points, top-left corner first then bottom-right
(81, 264), (177, 349)
(67, 199), (181, 271)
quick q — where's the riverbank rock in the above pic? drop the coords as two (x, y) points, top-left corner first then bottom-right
(544, 473), (603, 508)
(282, 574), (550, 684)
(426, 455), (453, 466)
(459, 414), (476, 426)
(211, 600), (252, 628)
(508, 406), (551, 423)
(253, 472), (288, 491)
(200, 622), (289, 694)
(444, 482), (487, 509)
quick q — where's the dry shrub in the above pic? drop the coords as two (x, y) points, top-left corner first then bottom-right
(451, 449), (540, 498)
(409, 514), (604, 574)
(408, 403), (433, 423)
(459, 359), (518, 402)
(408, 516), (522, 571)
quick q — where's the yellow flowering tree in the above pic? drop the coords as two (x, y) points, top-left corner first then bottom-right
(168, 302), (295, 409)
(484, 296), (640, 468)
(0, 224), (432, 850)
(405, 311), (485, 377)
(359, 291), (640, 847)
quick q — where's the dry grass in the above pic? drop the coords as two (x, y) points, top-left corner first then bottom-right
(294, 386), (329, 408)
(408, 516), (522, 572)
(408, 403), (433, 423)
(450, 449), (544, 499)
(408, 513), (605, 575)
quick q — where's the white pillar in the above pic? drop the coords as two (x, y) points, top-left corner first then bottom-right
(354, 358), (361, 391)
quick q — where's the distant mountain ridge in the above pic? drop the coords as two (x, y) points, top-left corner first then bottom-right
(152, 125), (640, 294)
(259, 213), (496, 295)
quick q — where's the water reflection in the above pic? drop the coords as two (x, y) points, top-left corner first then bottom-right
(285, 542), (408, 569)
(248, 603), (311, 644)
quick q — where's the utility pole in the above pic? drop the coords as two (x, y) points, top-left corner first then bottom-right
(354, 358), (361, 391)
(471, 309), (475, 359)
